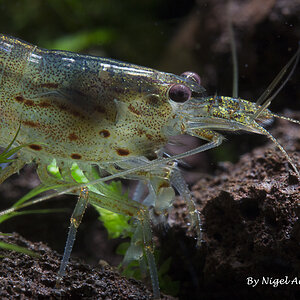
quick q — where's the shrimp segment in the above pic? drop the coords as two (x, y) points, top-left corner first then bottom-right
(0, 33), (299, 299)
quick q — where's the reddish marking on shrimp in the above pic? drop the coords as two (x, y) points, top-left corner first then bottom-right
(24, 99), (34, 106)
(99, 130), (110, 138)
(38, 101), (52, 108)
(116, 148), (130, 156)
(128, 104), (142, 115)
(40, 83), (59, 89)
(29, 144), (42, 151)
(23, 120), (39, 128)
(71, 153), (82, 159)
(68, 133), (79, 141)
(15, 95), (24, 102)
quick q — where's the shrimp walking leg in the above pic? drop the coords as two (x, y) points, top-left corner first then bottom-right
(170, 167), (203, 246)
(140, 209), (160, 300)
(57, 186), (89, 282)
(132, 181), (147, 203)
(124, 207), (160, 299)
(124, 180), (162, 299)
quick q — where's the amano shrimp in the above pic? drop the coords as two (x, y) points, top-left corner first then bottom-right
(0, 34), (299, 299)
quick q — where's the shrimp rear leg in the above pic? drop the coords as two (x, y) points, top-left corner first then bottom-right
(170, 167), (203, 246)
(140, 208), (160, 300)
(123, 172), (178, 300)
(170, 130), (224, 244)
(56, 186), (89, 284)
(124, 187), (160, 299)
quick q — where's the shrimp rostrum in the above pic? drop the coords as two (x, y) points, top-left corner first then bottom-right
(0, 34), (299, 298)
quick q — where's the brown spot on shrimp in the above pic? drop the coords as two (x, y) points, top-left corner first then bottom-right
(128, 104), (141, 116)
(57, 103), (84, 119)
(99, 130), (110, 138)
(38, 101), (52, 108)
(14, 95), (34, 106)
(24, 99), (34, 106)
(15, 95), (24, 102)
(116, 148), (130, 156)
(40, 83), (59, 89)
(23, 120), (39, 128)
(68, 133), (79, 141)
(146, 134), (154, 141)
(29, 144), (42, 151)
(135, 128), (154, 141)
(135, 127), (146, 136)
(71, 153), (82, 160)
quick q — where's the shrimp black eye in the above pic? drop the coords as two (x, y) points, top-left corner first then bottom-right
(181, 71), (201, 85)
(168, 84), (191, 102)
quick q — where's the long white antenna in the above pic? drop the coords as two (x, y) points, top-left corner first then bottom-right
(256, 43), (300, 106)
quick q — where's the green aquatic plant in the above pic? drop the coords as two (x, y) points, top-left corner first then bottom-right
(0, 124), (23, 167)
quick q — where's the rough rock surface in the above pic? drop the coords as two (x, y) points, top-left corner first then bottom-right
(0, 233), (174, 300)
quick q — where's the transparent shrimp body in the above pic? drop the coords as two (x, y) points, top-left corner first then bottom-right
(0, 34), (203, 164)
(0, 34), (205, 298)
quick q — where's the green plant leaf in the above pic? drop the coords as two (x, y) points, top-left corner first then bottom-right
(116, 241), (130, 256)
(70, 163), (89, 183)
(0, 208), (65, 224)
(95, 207), (131, 239)
(12, 183), (69, 208)
(47, 159), (62, 179)
(46, 29), (115, 52)
(0, 124), (23, 165)
(0, 241), (39, 257)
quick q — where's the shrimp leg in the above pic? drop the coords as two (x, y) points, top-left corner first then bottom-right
(170, 167), (203, 246)
(140, 208), (160, 300)
(56, 186), (89, 283)
(124, 204), (160, 299)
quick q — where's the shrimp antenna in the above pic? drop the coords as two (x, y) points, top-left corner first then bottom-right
(272, 112), (300, 125)
(257, 125), (300, 179)
(253, 42), (300, 120)
(228, 16), (239, 98)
